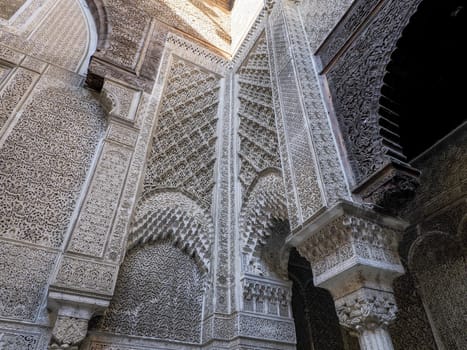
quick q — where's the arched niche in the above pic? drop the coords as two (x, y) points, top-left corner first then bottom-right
(91, 239), (205, 344)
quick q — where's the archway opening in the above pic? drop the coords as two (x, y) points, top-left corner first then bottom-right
(379, 0), (466, 161)
(288, 249), (358, 350)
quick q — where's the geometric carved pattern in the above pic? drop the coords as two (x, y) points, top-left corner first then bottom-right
(143, 57), (220, 209)
(301, 0), (354, 50)
(129, 191), (213, 273)
(237, 33), (281, 195)
(0, 87), (105, 248)
(94, 240), (204, 343)
(0, 68), (36, 130)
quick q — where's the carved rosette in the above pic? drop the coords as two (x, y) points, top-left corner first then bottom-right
(335, 289), (397, 333)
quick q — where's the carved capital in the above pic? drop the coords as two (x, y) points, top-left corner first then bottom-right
(50, 315), (88, 349)
(335, 289), (397, 333)
(47, 290), (110, 349)
(288, 202), (406, 297)
(100, 78), (142, 123)
(353, 162), (420, 213)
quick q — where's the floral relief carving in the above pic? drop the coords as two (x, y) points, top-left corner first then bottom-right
(0, 86), (105, 248)
(93, 240), (205, 343)
(335, 289), (398, 332)
(0, 241), (57, 321)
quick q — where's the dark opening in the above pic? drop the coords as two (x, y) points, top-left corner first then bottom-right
(288, 249), (358, 350)
(379, 0), (466, 161)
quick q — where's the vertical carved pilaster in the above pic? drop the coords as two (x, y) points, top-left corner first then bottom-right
(47, 77), (155, 346)
(290, 201), (406, 350)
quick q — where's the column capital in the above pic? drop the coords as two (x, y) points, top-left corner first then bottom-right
(335, 288), (397, 333)
(288, 201), (407, 297)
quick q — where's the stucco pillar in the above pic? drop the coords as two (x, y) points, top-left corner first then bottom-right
(47, 77), (154, 348)
(288, 201), (406, 350)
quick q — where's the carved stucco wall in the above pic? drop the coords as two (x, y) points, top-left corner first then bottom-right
(92, 240), (205, 344)
(0, 0), (102, 346)
(299, 0), (354, 51)
(0, 0), (26, 20)
(143, 56), (220, 209)
(0, 0), (94, 73)
(401, 125), (467, 350)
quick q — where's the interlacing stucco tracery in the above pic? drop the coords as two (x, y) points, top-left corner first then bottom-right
(0, 0), (465, 349)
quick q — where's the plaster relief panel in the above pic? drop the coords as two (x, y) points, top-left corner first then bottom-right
(0, 241), (56, 321)
(0, 85), (106, 248)
(237, 33), (281, 195)
(93, 240), (204, 343)
(0, 0), (93, 73)
(0, 0), (26, 20)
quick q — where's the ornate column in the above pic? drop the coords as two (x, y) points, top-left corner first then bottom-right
(288, 201), (406, 350)
(47, 77), (156, 349)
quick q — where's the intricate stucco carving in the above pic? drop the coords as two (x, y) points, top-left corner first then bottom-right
(68, 142), (133, 256)
(241, 276), (292, 318)
(0, 329), (41, 350)
(0, 241), (57, 321)
(50, 316), (89, 349)
(94, 241), (204, 344)
(143, 57), (220, 209)
(325, 0), (422, 185)
(335, 289), (398, 333)
(100, 79), (142, 123)
(0, 0), (92, 72)
(0, 67), (37, 130)
(237, 33), (281, 194)
(299, 0), (353, 51)
(129, 191), (213, 273)
(239, 173), (288, 274)
(0, 85), (106, 248)
(53, 257), (118, 296)
(296, 210), (402, 278)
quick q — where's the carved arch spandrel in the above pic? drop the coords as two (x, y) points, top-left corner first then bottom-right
(322, 0), (426, 209)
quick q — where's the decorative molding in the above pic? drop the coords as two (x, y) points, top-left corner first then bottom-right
(101, 78), (142, 123)
(289, 201), (406, 291)
(241, 275), (292, 318)
(53, 256), (118, 296)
